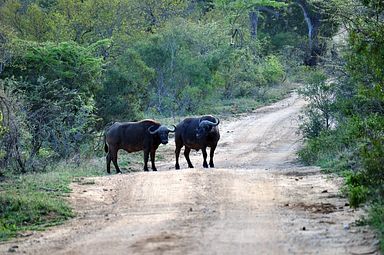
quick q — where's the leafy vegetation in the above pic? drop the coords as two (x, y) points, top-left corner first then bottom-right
(297, 0), (384, 250)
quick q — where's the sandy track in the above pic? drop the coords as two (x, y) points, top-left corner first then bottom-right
(0, 93), (379, 254)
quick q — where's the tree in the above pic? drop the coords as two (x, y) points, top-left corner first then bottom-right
(97, 48), (155, 124)
(0, 40), (104, 172)
(214, 0), (286, 47)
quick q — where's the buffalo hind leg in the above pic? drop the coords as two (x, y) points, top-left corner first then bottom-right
(150, 149), (157, 171)
(209, 144), (217, 168)
(184, 147), (194, 168)
(110, 148), (121, 174)
(175, 141), (183, 169)
(106, 153), (112, 174)
(202, 147), (208, 168)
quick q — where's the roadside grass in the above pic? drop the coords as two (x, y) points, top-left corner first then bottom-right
(0, 160), (104, 241)
(213, 83), (299, 116)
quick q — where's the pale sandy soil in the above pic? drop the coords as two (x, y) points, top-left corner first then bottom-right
(0, 93), (379, 255)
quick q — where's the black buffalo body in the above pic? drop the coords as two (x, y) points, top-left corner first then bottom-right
(104, 120), (175, 173)
(175, 115), (220, 169)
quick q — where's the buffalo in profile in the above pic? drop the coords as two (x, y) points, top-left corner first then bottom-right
(175, 115), (220, 169)
(104, 120), (175, 173)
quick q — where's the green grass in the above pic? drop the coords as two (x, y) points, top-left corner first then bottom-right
(0, 160), (104, 241)
(212, 83), (299, 116)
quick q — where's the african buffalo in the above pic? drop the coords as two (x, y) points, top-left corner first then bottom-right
(175, 115), (220, 169)
(104, 120), (175, 173)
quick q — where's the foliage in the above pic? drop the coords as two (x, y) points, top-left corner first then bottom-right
(298, 69), (335, 138)
(97, 48), (155, 124)
(369, 203), (384, 252)
(133, 20), (225, 116)
(298, 0), (384, 249)
(0, 40), (103, 172)
(3, 40), (103, 97)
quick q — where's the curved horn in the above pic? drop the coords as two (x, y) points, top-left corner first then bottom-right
(167, 125), (176, 133)
(148, 125), (161, 135)
(199, 117), (220, 127)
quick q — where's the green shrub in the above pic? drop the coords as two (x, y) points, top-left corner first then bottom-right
(298, 69), (335, 139)
(369, 203), (384, 252)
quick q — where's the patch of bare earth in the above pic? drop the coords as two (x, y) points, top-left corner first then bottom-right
(0, 93), (379, 254)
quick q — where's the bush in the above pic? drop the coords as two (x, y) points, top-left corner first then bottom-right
(96, 48), (154, 124)
(343, 172), (370, 208)
(0, 40), (103, 172)
(298, 69), (335, 139)
(369, 203), (384, 252)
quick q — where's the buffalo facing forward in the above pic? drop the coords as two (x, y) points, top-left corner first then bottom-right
(175, 115), (220, 169)
(104, 120), (175, 173)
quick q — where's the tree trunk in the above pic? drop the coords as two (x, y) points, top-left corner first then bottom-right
(249, 7), (280, 41)
(295, 0), (321, 66)
(249, 10), (259, 40)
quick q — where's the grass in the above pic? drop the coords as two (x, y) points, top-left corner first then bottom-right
(0, 160), (104, 241)
(212, 83), (299, 116)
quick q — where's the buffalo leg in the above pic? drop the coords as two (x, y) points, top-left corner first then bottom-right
(110, 148), (121, 174)
(143, 150), (150, 171)
(184, 147), (194, 168)
(209, 145), (217, 168)
(150, 149), (157, 171)
(175, 142), (183, 170)
(202, 147), (208, 168)
(106, 153), (112, 174)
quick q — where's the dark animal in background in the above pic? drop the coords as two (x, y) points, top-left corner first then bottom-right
(104, 120), (175, 173)
(175, 115), (220, 169)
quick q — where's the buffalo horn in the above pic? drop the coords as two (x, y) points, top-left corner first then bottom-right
(148, 125), (161, 134)
(199, 117), (220, 127)
(167, 125), (176, 132)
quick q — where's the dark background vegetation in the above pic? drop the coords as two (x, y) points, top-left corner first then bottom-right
(0, 0), (382, 249)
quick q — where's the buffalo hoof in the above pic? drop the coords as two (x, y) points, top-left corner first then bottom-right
(116, 170), (122, 174)
(188, 164), (194, 168)
(143, 168), (149, 172)
(203, 162), (208, 168)
(152, 168), (158, 171)
(209, 163), (214, 168)
(175, 164), (180, 170)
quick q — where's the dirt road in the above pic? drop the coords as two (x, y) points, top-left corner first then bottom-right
(0, 93), (379, 254)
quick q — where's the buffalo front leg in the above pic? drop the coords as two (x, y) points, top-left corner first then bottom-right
(150, 149), (157, 171)
(209, 144), (217, 168)
(143, 150), (150, 171)
(184, 147), (194, 168)
(202, 147), (208, 168)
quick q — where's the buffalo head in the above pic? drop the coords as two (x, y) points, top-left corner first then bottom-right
(196, 117), (220, 140)
(148, 125), (176, 144)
